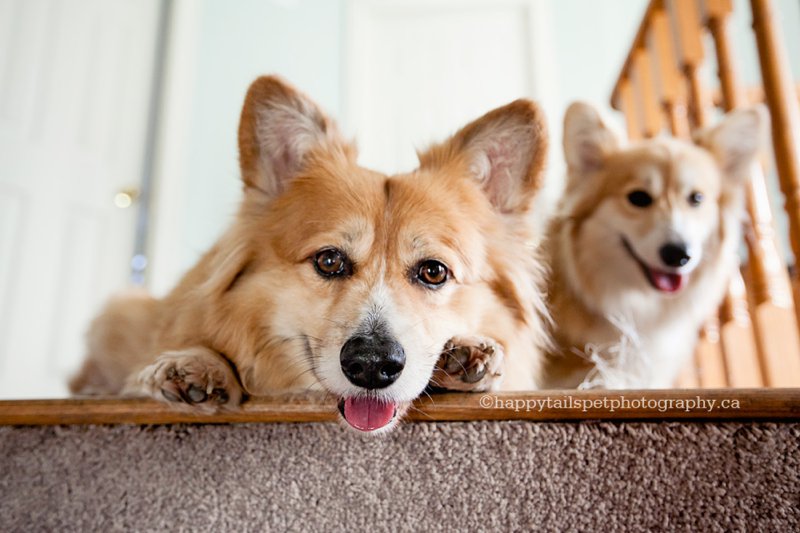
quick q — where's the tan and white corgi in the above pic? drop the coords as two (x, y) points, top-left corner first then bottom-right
(543, 102), (764, 388)
(69, 75), (550, 432)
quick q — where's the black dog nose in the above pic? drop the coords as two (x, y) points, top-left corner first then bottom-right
(659, 243), (691, 267)
(340, 334), (405, 389)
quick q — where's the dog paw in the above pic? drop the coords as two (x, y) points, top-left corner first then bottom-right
(431, 336), (504, 392)
(136, 348), (243, 412)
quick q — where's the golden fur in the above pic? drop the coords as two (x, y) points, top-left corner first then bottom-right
(543, 102), (764, 388)
(70, 76), (550, 426)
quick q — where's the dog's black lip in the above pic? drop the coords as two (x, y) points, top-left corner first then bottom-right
(620, 236), (679, 291)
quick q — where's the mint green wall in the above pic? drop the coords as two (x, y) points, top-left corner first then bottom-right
(170, 0), (799, 273)
(181, 0), (343, 270)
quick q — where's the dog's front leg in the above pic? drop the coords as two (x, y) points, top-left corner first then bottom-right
(430, 336), (505, 392)
(125, 347), (244, 412)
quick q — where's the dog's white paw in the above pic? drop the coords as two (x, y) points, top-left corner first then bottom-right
(431, 336), (504, 392)
(135, 348), (243, 412)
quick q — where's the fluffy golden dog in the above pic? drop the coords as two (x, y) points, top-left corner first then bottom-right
(543, 102), (763, 388)
(70, 75), (550, 431)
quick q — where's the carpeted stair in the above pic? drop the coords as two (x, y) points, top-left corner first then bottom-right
(1, 420), (798, 531)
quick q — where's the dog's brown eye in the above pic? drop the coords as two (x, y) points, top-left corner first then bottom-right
(313, 248), (350, 278)
(627, 190), (653, 208)
(416, 260), (448, 288)
(688, 191), (703, 206)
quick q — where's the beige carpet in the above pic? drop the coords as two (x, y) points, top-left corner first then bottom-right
(1, 421), (798, 531)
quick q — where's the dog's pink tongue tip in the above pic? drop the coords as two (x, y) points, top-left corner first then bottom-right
(343, 397), (396, 432)
(651, 270), (685, 293)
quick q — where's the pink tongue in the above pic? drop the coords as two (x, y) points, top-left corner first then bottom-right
(343, 397), (396, 431)
(649, 269), (684, 293)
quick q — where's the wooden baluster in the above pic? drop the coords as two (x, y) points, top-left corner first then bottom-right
(718, 261), (766, 385)
(668, 0), (766, 388)
(624, 31), (704, 386)
(695, 317), (728, 387)
(611, 0), (662, 139)
(704, 0), (800, 387)
(612, 5), (696, 385)
(667, 0), (729, 387)
(749, 0), (800, 385)
(667, 0), (710, 128)
(651, 6), (691, 139)
(727, 84), (800, 106)
(675, 361), (700, 388)
(648, 3), (702, 387)
(617, 78), (643, 142)
(706, 1), (790, 307)
(633, 48), (664, 138)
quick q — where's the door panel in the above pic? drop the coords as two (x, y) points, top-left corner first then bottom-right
(0, 0), (161, 398)
(344, 0), (548, 174)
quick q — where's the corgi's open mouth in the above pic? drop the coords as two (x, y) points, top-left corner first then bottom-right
(337, 397), (399, 432)
(621, 237), (686, 294)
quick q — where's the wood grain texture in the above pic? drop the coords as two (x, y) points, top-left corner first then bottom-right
(674, 359), (700, 388)
(705, 0), (800, 388)
(633, 48), (663, 137)
(618, 79), (643, 141)
(610, 0), (661, 110)
(695, 319), (728, 387)
(1, 389), (798, 426)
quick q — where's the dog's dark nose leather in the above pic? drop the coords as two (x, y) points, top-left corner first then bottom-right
(340, 334), (405, 389)
(659, 243), (690, 267)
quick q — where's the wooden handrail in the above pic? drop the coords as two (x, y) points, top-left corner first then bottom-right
(0, 390), (799, 425)
(610, 2), (800, 110)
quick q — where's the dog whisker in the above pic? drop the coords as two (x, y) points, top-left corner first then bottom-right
(404, 403), (435, 421)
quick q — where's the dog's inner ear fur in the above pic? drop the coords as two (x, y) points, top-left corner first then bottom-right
(419, 100), (548, 214)
(694, 107), (764, 180)
(563, 102), (619, 175)
(238, 76), (342, 198)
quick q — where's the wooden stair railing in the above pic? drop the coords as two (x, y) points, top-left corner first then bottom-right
(751, 0), (800, 319)
(671, 0), (737, 389)
(610, 0), (800, 387)
(707, 0), (800, 386)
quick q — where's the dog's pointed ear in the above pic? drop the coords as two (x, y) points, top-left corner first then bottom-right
(237, 75), (352, 197)
(694, 106), (765, 180)
(563, 102), (620, 174)
(417, 100), (548, 214)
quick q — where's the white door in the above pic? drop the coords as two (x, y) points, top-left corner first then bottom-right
(0, 0), (161, 398)
(343, 0), (559, 175)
